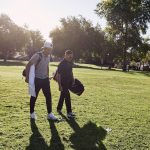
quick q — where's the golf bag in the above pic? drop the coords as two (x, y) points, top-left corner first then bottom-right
(69, 78), (84, 96)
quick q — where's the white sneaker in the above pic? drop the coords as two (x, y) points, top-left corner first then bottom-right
(67, 112), (75, 118)
(47, 113), (58, 120)
(30, 112), (37, 119)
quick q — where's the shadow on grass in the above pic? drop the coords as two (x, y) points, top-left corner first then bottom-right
(51, 63), (150, 76)
(1, 60), (149, 77)
(50, 63), (103, 71)
(74, 65), (103, 71)
(0, 60), (26, 66)
(26, 119), (48, 150)
(26, 119), (64, 150)
(50, 63), (150, 76)
(48, 120), (64, 150)
(104, 69), (150, 77)
(60, 113), (107, 150)
(125, 71), (150, 77)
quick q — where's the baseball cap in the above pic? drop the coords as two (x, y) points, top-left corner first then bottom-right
(65, 50), (73, 55)
(42, 41), (53, 49)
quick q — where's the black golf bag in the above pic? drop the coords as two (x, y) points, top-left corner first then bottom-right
(69, 79), (84, 96)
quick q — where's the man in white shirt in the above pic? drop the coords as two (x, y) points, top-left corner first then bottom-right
(25, 41), (57, 120)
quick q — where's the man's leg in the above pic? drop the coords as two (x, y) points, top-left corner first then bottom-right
(42, 78), (52, 114)
(30, 78), (41, 113)
(64, 89), (72, 113)
(57, 91), (65, 111)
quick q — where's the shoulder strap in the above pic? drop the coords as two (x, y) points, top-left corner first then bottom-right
(35, 52), (42, 68)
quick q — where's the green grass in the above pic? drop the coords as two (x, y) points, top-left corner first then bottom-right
(0, 61), (150, 150)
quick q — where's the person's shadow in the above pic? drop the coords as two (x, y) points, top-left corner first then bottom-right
(48, 120), (64, 150)
(26, 119), (64, 150)
(26, 119), (49, 150)
(60, 114), (107, 150)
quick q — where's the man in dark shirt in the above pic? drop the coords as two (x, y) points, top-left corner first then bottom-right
(57, 50), (75, 118)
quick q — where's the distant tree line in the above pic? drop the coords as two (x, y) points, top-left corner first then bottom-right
(0, 0), (150, 71)
(50, 0), (150, 70)
(0, 14), (44, 62)
(95, 0), (150, 71)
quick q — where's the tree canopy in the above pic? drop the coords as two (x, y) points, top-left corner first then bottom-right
(0, 14), (44, 61)
(95, 0), (150, 70)
(50, 16), (107, 64)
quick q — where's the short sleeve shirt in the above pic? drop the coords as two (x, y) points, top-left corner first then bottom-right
(29, 52), (50, 79)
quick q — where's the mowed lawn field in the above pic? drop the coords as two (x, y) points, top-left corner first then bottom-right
(0, 61), (150, 150)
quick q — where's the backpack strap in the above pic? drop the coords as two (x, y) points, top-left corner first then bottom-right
(35, 52), (42, 69)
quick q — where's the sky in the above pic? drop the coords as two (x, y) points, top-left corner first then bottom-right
(0, 0), (149, 40)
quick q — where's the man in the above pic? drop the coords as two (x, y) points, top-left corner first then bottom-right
(57, 50), (75, 118)
(25, 41), (57, 120)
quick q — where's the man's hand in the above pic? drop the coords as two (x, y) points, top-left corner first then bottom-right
(25, 78), (29, 83)
(59, 86), (63, 91)
(72, 78), (75, 85)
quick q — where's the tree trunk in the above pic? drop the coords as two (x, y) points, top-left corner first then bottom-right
(3, 51), (9, 62)
(123, 47), (127, 71)
(100, 57), (103, 69)
(122, 22), (128, 72)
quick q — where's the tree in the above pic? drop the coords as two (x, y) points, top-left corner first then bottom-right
(0, 14), (29, 62)
(135, 38), (150, 66)
(96, 0), (150, 71)
(145, 51), (150, 65)
(50, 16), (106, 64)
(50, 16), (86, 60)
(25, 30), (44, 59)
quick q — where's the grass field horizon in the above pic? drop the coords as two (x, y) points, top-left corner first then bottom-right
(0, 61), (150, 150)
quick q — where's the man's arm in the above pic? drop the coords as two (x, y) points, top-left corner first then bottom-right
(71, 72), (75, 85)
(47, 65), (49, 77)
(57, 73), (63, 91)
